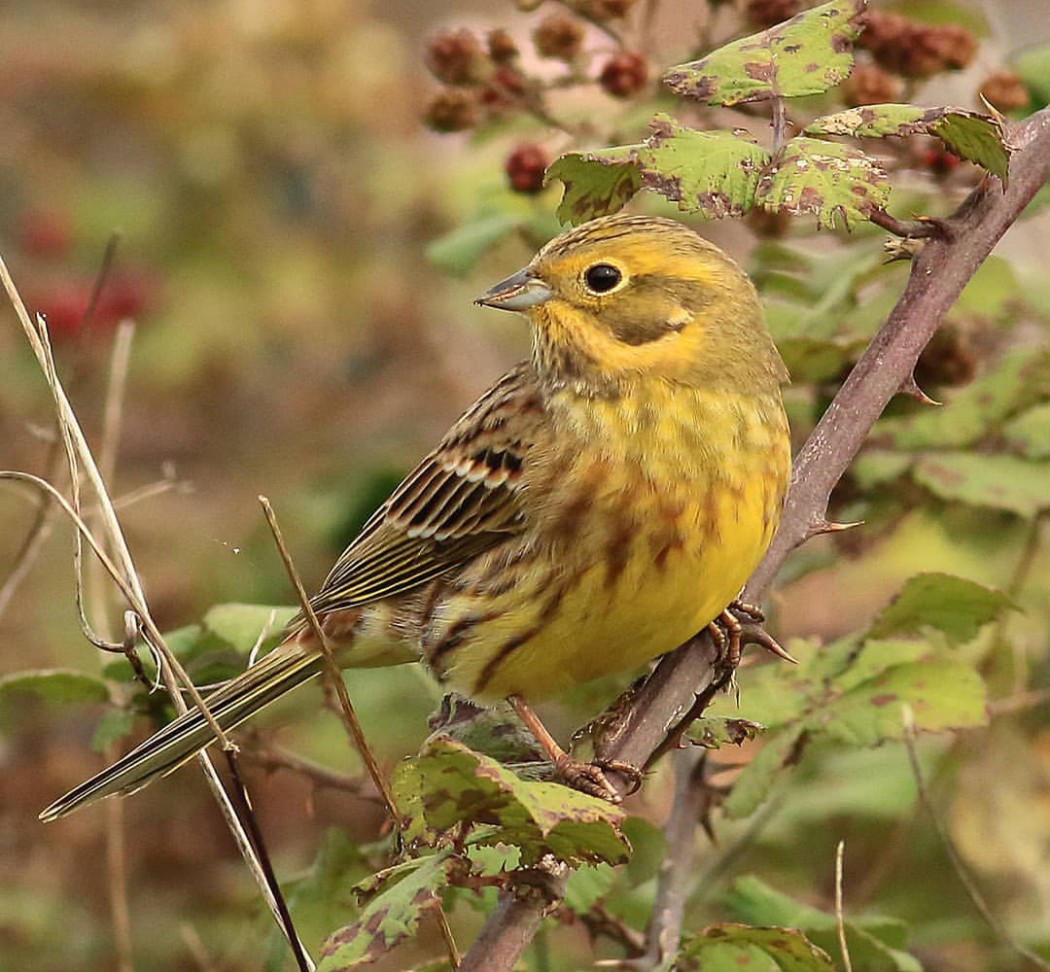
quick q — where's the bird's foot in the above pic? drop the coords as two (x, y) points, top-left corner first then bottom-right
(708, 599), (796, 672)
(508, 693), (641, 804)
(553, 755), (642, 804)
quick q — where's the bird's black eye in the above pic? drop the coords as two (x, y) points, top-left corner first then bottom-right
(584, 263), (622, 294)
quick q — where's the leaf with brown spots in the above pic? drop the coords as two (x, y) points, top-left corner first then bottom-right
(681, 922), (836, 971)
(686, 716), (766, 749)
(805, 103), (1012, 181)
(664, 0), (867, 106)
(723, 876), (922, 971)
(813, 659), (987, 746)
(317, 850), (455, 971)
(548, 114), (771, 225)
(757, 137), (889, 229)
(403, 736), (630, 867)
(546, 151), (643, 225)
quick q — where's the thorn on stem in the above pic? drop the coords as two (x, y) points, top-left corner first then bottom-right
(900, 374), (941, 406)
(807, 517), (864, 539)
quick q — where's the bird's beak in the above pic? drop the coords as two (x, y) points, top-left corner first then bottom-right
(475, 268), (553, 311)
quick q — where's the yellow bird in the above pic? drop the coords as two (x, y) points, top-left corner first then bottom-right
(41, 214), (791, 821)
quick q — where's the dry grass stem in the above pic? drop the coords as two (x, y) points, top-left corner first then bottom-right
(258, 495), (403, 827)
(835, 840), (852, 972)
(0, 256), (315, 968)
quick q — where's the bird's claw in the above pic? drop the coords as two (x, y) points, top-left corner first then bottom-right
(554, 755), (642, 804)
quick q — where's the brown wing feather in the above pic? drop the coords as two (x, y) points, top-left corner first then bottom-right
(304, 363), (545, 617)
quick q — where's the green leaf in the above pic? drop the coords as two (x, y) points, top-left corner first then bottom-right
(725, 876), (922, 971)
(425, 213), (526, 276)
(1004, 402), (1050, 458)
(867, 572), (1014, 642)
(806, 103), (931, 138)
(805, 104), (1011, 180)
(91, 708), (137, 752)
(723, 724), (806, 819)
(201, 603), (296, 654)
(0, 669), (109, 706)
(546, 152), (642, 225)
(548, 116), (770, 224)
(682, 923), (836, 971)
(630, 115), (771, 217)
(913, 451), (1050, 518)
(409, 737), (630, 866)
(563, 863), (616, 913)
(1013, 42), (1050, 105)
(878, 349), (1050, 449)
(851, 450), (913, 489)
(664, 0), (866, 106)
(757, 137), (889, 229)
(317, 850), (454, 972)
(775, 335), (865, 383)
(809, 660), (987, 745)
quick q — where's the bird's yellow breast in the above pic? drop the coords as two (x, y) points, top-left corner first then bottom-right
(423, 385), (790, 701)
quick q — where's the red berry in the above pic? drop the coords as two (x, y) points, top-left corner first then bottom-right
(598, 51), (648, 98)
(487, 29), (519, 64)
(423, 88), (478, 132)
(533, 14), (585, 60)
(505, 143), (550, 194)
(426, 29), (487, 86)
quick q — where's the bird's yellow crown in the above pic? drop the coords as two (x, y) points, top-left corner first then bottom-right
(496, 215), (789, 396)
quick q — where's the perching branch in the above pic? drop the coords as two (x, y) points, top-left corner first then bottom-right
(461, 102), (1050, 972)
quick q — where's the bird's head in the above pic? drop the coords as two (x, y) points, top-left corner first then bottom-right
(476, 214), (788, 396)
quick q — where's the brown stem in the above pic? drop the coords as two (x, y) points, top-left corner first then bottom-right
(459, 870), (565, 972)
(642, 748), (708, 964)
(464, 102), (1050, 972)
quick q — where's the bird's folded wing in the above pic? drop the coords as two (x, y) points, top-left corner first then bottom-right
(305, 363), (544, 615)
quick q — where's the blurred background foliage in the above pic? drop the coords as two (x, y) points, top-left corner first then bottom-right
(1, 1), (1050, 970)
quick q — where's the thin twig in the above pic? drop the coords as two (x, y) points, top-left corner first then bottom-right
(835, 840), (852, 972)
(642, 748), (707, 966)
(239, 740), (374, 797)
(258, 496), (403, 828)
(221, 748), (313, 972)
(868, 209), (947, 239)
(435, 906), (463, 969)
(901, 707), (1050, 972)
(90, 319), (137, 972)
(106, 798), (134, 972)
(0, 496), (58, 619)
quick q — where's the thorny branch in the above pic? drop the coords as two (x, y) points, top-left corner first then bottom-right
(460, 103), (1050, 972)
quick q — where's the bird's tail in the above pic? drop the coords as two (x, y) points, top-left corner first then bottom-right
(40, 640), (323, 821)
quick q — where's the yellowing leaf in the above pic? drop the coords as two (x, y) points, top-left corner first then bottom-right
(546, 152), (642, 225)
(664, 0), (866, 106)
(318, 851), (454, 971)
(547, 116), (769, 224)
(806, 104), (1011, 181)
(758, 137), (889, 228)
(407, 737), (629, 866)
(682, 923), (836, 971)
